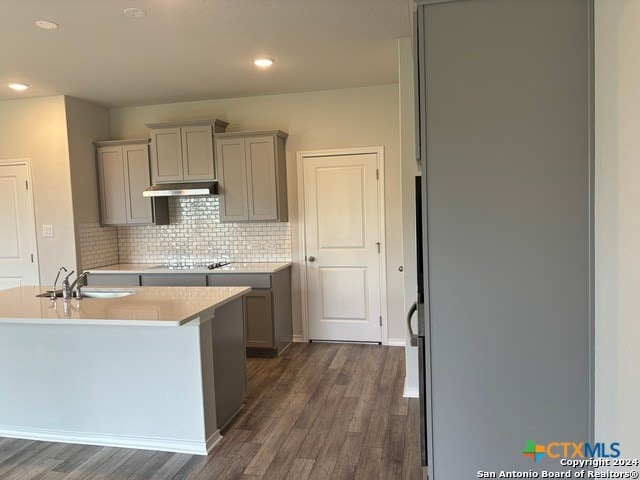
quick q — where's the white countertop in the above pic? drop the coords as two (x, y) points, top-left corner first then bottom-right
(0, 285), (250, 327)
(85, 262), (292, 274)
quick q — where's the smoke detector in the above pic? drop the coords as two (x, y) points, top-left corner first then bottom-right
(35, 20), (59, 30)
(123, 8), (146, 18)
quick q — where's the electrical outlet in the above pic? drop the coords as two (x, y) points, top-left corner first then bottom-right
(42, 225), (54, 237)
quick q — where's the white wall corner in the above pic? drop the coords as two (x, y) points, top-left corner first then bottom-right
(403, 376), (419, 398)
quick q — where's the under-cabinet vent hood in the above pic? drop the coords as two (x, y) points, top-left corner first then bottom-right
(143, 181), (218, 197)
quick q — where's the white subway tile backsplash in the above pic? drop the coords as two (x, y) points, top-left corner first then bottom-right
(78, 223), (119, 269)
(119, 196), (292, 264)
(79, 197), (292, 267)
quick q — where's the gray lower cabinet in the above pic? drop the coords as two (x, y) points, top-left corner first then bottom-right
(215, 131), (288, 222)
(140, 274), (207, 286)
(86, 273), (141, 287)
(243, 291), (273, 350)
(95, 140), (169, 226)
(207, 269), (292, 357)
(147, 119), (229, 183)
(85, 268), (293, 357)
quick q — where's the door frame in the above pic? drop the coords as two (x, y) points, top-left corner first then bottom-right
(0, 158), (40, 286)
(296, 146), (388, 344)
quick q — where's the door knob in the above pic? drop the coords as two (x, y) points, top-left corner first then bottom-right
(308, 256), (316, 262)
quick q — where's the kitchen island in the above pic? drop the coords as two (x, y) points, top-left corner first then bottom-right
(0, 285), (250, 455)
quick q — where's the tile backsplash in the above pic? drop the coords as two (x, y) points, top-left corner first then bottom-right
(79, 223), (119, 269)
(79, 196), (292, 269)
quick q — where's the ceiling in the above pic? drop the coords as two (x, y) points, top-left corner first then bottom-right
(0, 0), (411, 107)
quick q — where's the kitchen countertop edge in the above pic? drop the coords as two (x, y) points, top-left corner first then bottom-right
(0, 286), (251, 327)
(84, 262), (293, 274)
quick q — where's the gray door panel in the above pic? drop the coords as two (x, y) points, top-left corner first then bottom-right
(420, 0), (593, 477)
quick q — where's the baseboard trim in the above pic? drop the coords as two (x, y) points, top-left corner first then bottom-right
(205, 431), (223, 454)
(403, 376), (419, 398)
(217, 405), (245, 433)
(278, 342), (294, 356)
(0, 425), (219, 456)
(294, 336), (405, 347)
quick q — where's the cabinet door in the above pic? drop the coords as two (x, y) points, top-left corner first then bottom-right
(123, 144), (154, 224)
(150, 127), (183, 183)
(140, 274), (207, 286)
(86, 274), (141, 287)
(181, 125), (215, 181)
(216, 137), (249, 221)
(245, 136), (278, 221)
(243, 291), (274, 348)
(207, 273), (271, 289)
(97, 146), (128, 225)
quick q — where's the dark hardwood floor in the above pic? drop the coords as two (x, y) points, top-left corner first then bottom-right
(0, 342), (421, 479)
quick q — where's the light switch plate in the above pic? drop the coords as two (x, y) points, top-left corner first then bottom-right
(42, 225), (54, 237)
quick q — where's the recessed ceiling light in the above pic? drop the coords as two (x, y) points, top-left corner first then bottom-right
(8, 83), (30, 91)
(252, 57), (276, 68)
(123, 8), (146, 18)
(35, 20), (58, 30)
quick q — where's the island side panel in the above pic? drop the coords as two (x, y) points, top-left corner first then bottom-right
(0, 322), (208, 454)
(272, 267), (293, 353)
(198, 317), (218, 445)
(210, 297), (247, 430)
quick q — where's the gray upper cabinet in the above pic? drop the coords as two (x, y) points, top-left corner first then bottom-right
(215, 131), (288, 222)
(215, 137), (249, 221)
(95, 140), (169, 226)
(149, 127), (183, 182)
(147, 119), (228, 184)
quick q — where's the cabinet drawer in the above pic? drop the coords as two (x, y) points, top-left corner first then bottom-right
(140, 274), (207, 286)
(207, 274), (271, 289)
(86, 274), (141, 287)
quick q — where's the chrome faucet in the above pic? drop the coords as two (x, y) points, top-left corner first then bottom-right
(52, 267), (67, 299)
(69, 273), (87, 299)
(61, 270), (75, 300)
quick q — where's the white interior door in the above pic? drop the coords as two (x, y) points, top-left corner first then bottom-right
(0, 163), (39, 290)
(303, 152), (383, 342)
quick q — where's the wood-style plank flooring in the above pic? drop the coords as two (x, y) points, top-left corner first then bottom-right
(0, 342), (421, 479)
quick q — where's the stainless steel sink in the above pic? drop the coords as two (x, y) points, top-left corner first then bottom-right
(36, 288), (137, 299)
(81, 290), (136, 299)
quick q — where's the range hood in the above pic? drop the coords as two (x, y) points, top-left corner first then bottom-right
(143, 181), (218, 197)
